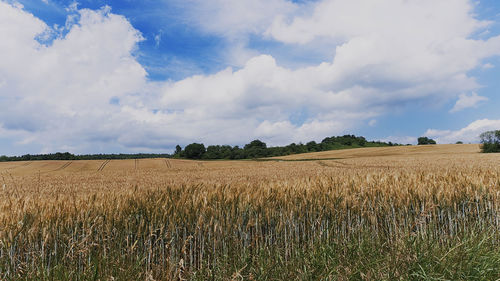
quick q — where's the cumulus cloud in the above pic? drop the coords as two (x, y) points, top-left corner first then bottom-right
(176, 0), (297, 67)
(0, 1), (350, 152)
(266, 0), (487, 44)
(450, 92), (488, 113)
(1, 0), (500, 154)
(266, 0), (500, 94)
(0, 2), (147, 152)
(425, 119), (500, 144)
(180, 0), (297, 38)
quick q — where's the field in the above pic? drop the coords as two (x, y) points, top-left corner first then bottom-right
(1, 144), (499, 280)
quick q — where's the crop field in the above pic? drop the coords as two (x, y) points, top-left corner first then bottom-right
(1, 144), (499, 280)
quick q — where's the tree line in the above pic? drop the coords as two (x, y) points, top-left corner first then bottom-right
(0, 152), (172, 162)
(0, 135), (402, 162)
(175, 135), (400, 160)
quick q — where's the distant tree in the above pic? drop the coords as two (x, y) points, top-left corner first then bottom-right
(244, 140), (267, 150)
(184, 143), (206, 159)
(203, 145), (218, 159)
(53, 152), (74, 160)
(231, 146), (245, 159)
(203, 145), (231, 159)
(417, 137), (436, 145)
(244, 140), (268, 158)
(339, 135), (354, 146)
(306, 141), (318, 152)
(358, 136), (367, 146)
(480, 130), (500, 153)
(456, 141), (463, 144)
(321, 135), (370, 148)
(219, 145), (233, 159)
(175, 145), (182, 155)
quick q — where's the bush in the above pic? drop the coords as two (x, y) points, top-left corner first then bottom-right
(184, 143), (206, 159)
(480, 130), (500, 153)
(244, 140), (268, 158)
(417, 137), (436, 145)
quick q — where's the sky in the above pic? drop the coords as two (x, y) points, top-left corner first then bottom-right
(1, 0), (500, 155)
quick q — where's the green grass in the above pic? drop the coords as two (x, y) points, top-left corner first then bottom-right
(10, 227), (499, 280)
(3, 191), (498, 280)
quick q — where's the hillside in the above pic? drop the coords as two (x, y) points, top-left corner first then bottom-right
(273, 143), (480, 160)
(0, 144), (484, 177)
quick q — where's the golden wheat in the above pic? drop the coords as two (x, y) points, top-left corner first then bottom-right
(0, 144), (498, 279)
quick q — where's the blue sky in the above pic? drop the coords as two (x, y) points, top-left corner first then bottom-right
(1, 0), (500, 155)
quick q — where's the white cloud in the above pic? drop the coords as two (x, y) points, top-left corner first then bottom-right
(265, 0), (500, 95)
(425, 119), (500, 144)
(154, 29), (162, 48)
(0, 2), (147, 152)
(179, 0), (500, 107)
(1, 1), (500, 154)
(176, 0), (298, 67)
(450, 92), (488, 113)
(66, 1), (78, 12)
(482, 63), (494, 69)
(181, 0), (297, 38)
(254, 119), (346, 146)
(0, 1), (352, 153)
(266, 0), (487, 44)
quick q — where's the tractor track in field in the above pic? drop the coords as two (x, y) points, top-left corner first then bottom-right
(164, 159), (172, 168)
(53, 161), (72, 171)
(316, 160), (390, 169)
(2, 161), (33, 171)
(97, 160), (111, 172)
(135, 159), (139, 170)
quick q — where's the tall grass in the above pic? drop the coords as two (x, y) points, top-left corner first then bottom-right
(0, 155), (499, 280)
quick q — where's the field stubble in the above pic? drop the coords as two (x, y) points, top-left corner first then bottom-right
(0, 144), (499, 280)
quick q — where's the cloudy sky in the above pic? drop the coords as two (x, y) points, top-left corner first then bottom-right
(1, 0), (500, 155)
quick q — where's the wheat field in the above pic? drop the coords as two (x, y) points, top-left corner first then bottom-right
(1, 144), (499, 280)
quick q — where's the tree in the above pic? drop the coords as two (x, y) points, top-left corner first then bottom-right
(244, 140), (267, 150)
(357, 136), (367, 146)
(204, 145), (233, 159)
(243, 140), (268, 158)
(456, 141), (463, 144)
(417, 137), (436, 145)
(183, 143), (206, 159)
(306, 141), (318, 152)
(175, 145), (182, 155)
(480, 130), (500, 153)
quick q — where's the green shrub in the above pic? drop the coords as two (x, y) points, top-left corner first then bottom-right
(480, 130), (500, 153)
(417, 137), (436, 145)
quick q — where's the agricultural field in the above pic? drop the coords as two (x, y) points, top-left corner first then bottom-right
(1, 144), (499, 280)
